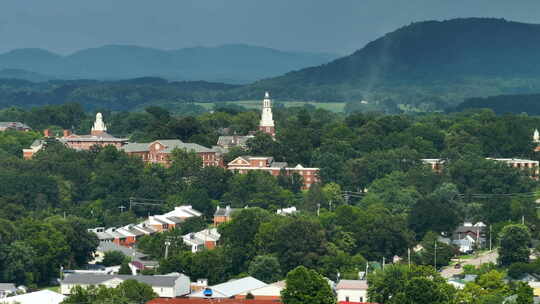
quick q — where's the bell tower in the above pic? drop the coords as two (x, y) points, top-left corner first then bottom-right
(91, 112), (107, 136)
(259, 92), (275, 137)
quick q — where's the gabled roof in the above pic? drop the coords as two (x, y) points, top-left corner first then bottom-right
(0, 283), (16, 291)
(154, 140), (214, 153)
(0, 122), (30, 130)
(121, 142), (150, 153)
(61, 273), (187, 287)
(0, 289), (65, 304)
(214, 206), (238, 217)
(227, 156), (252, 166)
(190, 276), (267, 298)
(336, 280), (368, 290)
(97, 241), (147, 260)
(59, 132), (127, 142)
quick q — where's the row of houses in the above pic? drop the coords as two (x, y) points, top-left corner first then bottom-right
(88, 205), (204, 246)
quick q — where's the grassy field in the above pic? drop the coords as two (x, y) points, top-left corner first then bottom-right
(196, 100), (347, 113)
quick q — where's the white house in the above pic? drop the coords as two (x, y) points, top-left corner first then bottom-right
(336, 280), (369, 303)
(60, 273), (190, 298)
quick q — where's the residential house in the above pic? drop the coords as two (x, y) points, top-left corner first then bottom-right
(237, 281), (284, 300)
(94, 241), (158, 272)
(22, 139), (45, 159)
(421, 158), (445, 173)
(227, 156), (319, 189)
(0, 284), (16, 299)
(213, 206), (239, 225)
(0, 290), (65, 304)
(60, 273), (190, 298)
(336, 280), (369, 304)
(452, 222), (486, 250)
(0, 122), (31, 132)
(189, 276), (267, 299)
(183, 228), (221, 253)
(122, 139), (222, 167)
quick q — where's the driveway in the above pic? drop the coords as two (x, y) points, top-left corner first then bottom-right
(441, 250), (499, 278)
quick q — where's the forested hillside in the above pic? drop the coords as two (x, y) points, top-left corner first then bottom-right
(235, 18), (540, 108)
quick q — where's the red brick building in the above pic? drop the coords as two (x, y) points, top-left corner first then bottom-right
(122, 139), (222, 167)
(227, 156), (319, 189)
(23, 113), (128, 159)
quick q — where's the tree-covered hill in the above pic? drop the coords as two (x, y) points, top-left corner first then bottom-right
(234, 18), (540, 105)
(0, 44), (337, 84)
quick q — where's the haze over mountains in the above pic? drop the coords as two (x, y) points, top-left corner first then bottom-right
(0, 44), (338, 84)
(2, 18), (540, 112)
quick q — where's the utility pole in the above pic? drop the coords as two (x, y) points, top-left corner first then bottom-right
(164, 240), (172, 259)
(489, 225), (492, 251)
(408, 248), (411, 269)
(434, 241), (437, 268)
(382, 257), (385, 270)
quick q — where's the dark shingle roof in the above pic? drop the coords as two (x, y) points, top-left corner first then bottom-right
(61, 273), (187, 287)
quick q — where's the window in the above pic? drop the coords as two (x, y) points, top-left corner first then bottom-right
(346, 296), (349, 302)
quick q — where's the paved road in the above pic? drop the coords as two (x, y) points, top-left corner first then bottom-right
(441, 250), (498, 278)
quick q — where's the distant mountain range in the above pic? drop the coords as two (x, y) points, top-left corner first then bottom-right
(235, 18), (540, 106)
(3, 18), (540, 112)
(0, 44), (338, 84)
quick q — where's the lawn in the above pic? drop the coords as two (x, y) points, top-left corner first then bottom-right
(196, 100), (347, 113)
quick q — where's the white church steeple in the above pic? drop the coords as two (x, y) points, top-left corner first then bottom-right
(534, 129), (540, 144)
(259, 92), (275, 137)
(91, 112), (107, 135)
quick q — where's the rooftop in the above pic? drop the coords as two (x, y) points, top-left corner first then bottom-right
(61, 273), (187, 287)
(189, 276), (267, 298)
(336, 279), (368, 290)
(0, 289), (65, 304)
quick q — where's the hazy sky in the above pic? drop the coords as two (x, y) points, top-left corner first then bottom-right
(2, 0), (540, 55)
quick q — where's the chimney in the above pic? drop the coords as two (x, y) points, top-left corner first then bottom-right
(63, 129), (72, 137)
(43, 129), (51, 137)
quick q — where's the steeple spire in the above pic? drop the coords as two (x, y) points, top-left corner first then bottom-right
(534, 129), (540, 144)
(91, 112), (107, 135)
(259, 92), (275, 137)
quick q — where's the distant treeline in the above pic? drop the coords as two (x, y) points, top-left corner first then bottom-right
(0, 77), (240, 111)
(455, 93), (540, 114)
